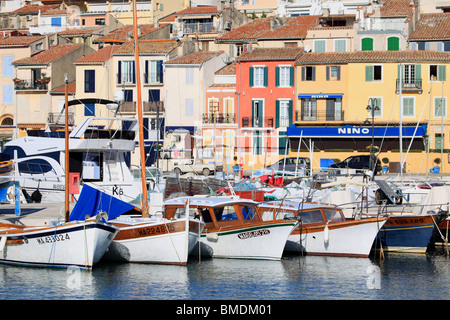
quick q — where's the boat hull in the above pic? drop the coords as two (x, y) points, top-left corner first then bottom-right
(286, 217), (387, 258)
(376, 214), (443, 253)
(0, 221), (118, 269)
(104, 218), (204, 265)
(195, 221), (298, 260)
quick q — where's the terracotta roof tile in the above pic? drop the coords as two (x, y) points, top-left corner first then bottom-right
(165, 51), (224, 65)
(159, 12), (177, 23)
(50, 82), (76, 94)
(175, 6), (220, 16)
(378, 0), (414, 19)
(216, 16), (319, 42)
(236, 47), (304, 61)
(75, 45), (120, 64)
(0, 35), (45, 47)
(113, 40), (181, 55)
(215, 61), (236, 75)
(409, 13), (450, 40)
(12, 43), (84, 65)
(10, 4), (60, 15)
(295, 50), (450, 65)
(96, 24), (165, 42)
(58, 27), (104, 37)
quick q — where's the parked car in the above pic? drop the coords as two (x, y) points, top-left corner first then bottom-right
(328, 155), (381, 175)
(263, 157), (310, 175)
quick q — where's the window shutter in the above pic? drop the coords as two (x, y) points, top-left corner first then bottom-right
(326, 66), (330, 81)
(312, 66), (316, 81)
(415, 64), (421, 81)
(145, 60), (149, 83)
(438, 65), (446, 81)
(288, 100), (293, 127)
(275, 66), (280, 87)
(264, 66), (268, 87)
(365, 66), (373, 81)
(301, 67), (305, 81)
(290, 66), (295, 86)
(337, 66), (341, 81)
(275, 100), (280, 127)
(249, 67), (254, 87)
(118, 61), (122, 84)
(132, 61), (136, 83)
(158, 60), (163, 83)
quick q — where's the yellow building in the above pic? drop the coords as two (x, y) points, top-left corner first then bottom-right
(291, 50), (450, 174)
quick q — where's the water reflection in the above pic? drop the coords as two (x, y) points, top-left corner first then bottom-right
(0, 250), (447, 300)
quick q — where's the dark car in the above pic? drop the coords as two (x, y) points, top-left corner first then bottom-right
(328, 155), (381, 175)
(264, 157), (310, 174)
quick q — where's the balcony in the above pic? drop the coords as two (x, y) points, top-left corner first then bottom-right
(295, 110), (344, 122)
(396, 79), (422, 94)
(47, 112), (74, 126)
(242, 116), (274, 128)
(14, 78), (49, 91)
(202, 113), (235, 124)
(174, 22), (218, 35)
(117, 101), (164, 113)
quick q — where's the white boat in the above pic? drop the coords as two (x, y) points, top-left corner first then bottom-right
(164, 196), (299, 260)
(0, 156), (14, 203)
(258, 200), (388, 257)
(0, 217), (118, 269)
(1, 105), (142, 204)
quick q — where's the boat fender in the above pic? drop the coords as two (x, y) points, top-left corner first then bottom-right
(324, 221), (330, 245)
(0, 236), (6, 255)
(206, 233), (219, 242)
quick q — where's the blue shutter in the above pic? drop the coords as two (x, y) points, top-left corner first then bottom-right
(132, 61), (136, 84)
(2, 85), (13, 104)
(2, 56), (13, 78)
(118, 61), (122, 84)
(84, 103), (95, 116)
(51, 17), (61, 27)
(157, 60), (163, 83)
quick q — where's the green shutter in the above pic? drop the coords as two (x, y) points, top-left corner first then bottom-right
(249, 67), (254, 87)
(387, 37), (399, 51)
(264, 66), (268, 87)
(275, 66), (280, 87)
(288, 100), (293, 126)
(279, 132), (287, 155)
(438, 65), (447, 81)
(361, 38), (373, 51)
(365, 66), (373, 81)
(289, 66), (295, 86)
(275, 100), (280, 127)
(415, 64), (421, 81)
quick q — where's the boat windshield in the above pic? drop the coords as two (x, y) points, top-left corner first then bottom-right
(239, 205), (260, 221)
(173, 207), (198, 219)
(298, 210), (324, 223)
(324, 209), (345, 223)
(214, 205), (238, 221)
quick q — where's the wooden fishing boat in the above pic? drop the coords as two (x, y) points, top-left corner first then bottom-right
(258, 200), (388, 258)
(164, 196), (299, 260)
(0, 218), (118, 269)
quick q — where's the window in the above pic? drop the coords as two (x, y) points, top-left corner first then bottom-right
(185, 68), (194, 85)
(118, 61), (135, 84)
(403, 97), (415, 117)
(365, 65), (382, 81)
(326, 66), (341, 81)
(145, 60), (163, 83)
(252, 100), (263, 127)
(301, 98), (317, 121)
(2, 56), (13, 78)
(95, 18), (105, 25)
(430, 65), (446, 81)
(124, 89), (133, 102)
(84, 70), (95, 93)
(445, 42), (450, 52)
(434, 97), (446, 117)
(334, 39), (347, 52)
(324, 210), (344, 222)
(361, 38), (373, 51)
(300, 210), (325, 223)
(185, 98), (193, 116)
(84, 103), (95, 116)
(18, 159), (54, 175)
(2, 85), (12, 104)
(387, 36), (400, 51)
(239, 205), (259, 221)
(249, 66), (267, 87)
(276, 100), (292, 127)
(435, 133), (443, 150)
(401, 64), (420, 88)
(314, 40), (326, 52)
(276, 66), (294, 87)
(301, 66), (316, 81)
(149, 89), (160, 102)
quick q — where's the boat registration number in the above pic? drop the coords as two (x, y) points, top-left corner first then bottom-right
(238, 229), (270, 240)
(36, 234), (70, 245)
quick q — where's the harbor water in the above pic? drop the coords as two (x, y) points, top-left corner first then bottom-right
(0, 249), (447, 301)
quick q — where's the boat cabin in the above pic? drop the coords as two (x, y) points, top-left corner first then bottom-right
(259, 201), (345, 225)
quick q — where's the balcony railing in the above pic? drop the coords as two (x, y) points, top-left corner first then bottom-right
(202, 113), (235, 124)
(242, 116), (274, 128)
(396, 79), (422, 93)
(14, 79), (48, 91)
(174, 22), (218, 34)
(295, 110), (344, 122)
(117, 101), (164, 113)
(47, 112), (74, 125)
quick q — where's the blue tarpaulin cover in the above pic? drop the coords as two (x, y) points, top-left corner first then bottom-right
(69, 184), (137, 221)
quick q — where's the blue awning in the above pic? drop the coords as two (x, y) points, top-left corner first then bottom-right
(286, 124), (427, 138)
(298, 94), (343, 99)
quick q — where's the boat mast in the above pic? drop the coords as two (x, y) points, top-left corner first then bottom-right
(132, 0), (149, 217)
(64, 74), (70, 222)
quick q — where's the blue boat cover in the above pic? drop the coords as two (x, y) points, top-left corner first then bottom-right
(69, 184), (137, 222)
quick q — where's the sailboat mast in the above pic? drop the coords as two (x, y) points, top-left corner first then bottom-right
(64, 74), (70, 222)
(132, 0), (149, 217)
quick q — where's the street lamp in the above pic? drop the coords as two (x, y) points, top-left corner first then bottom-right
(366, 98), (380, 174)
